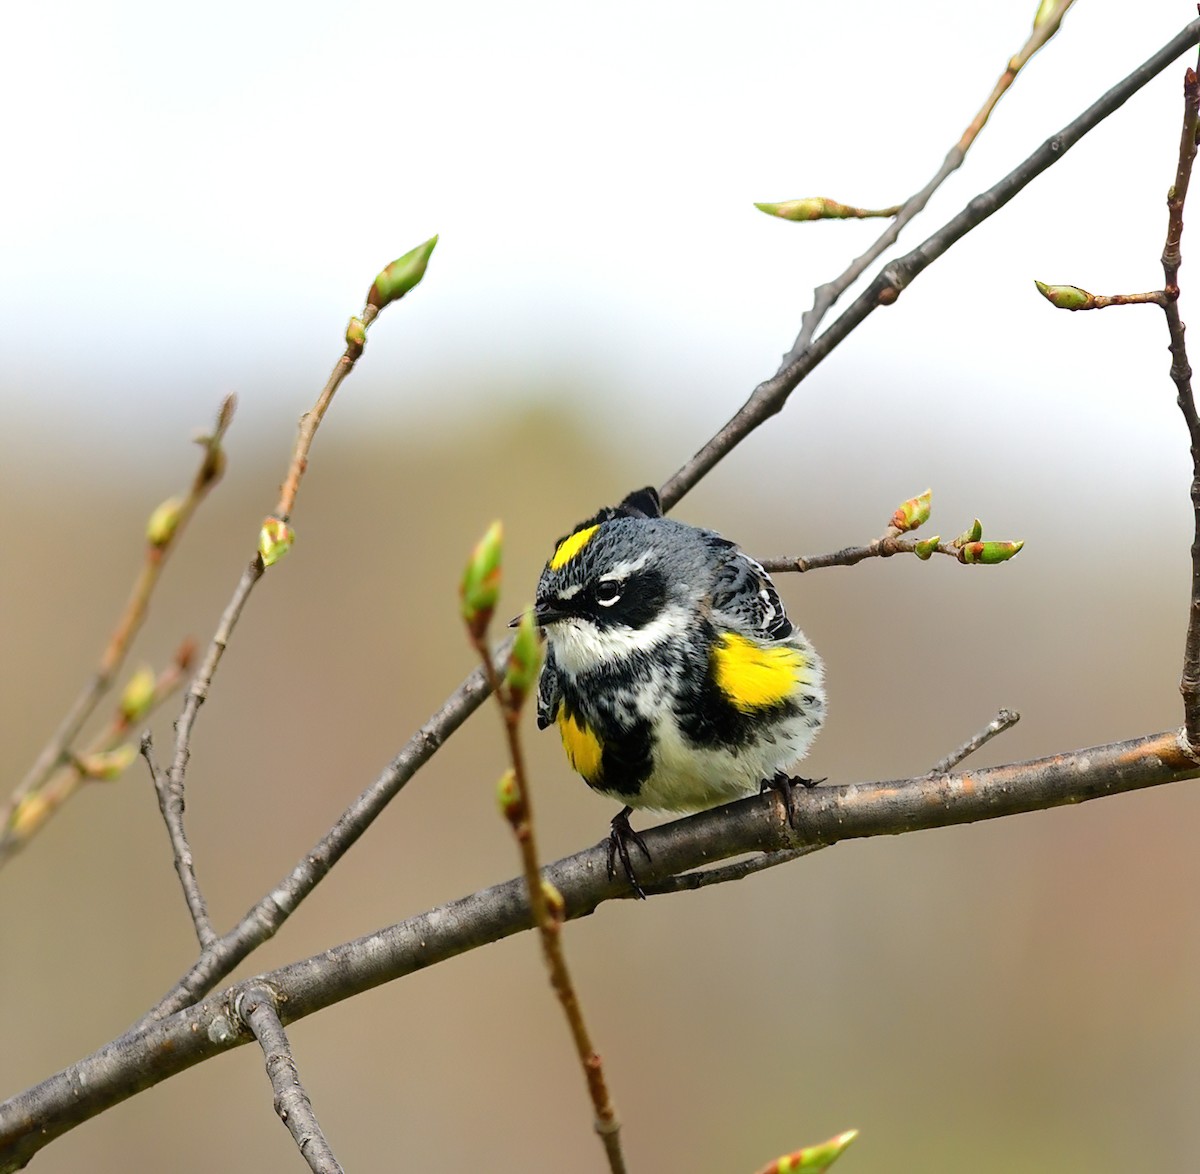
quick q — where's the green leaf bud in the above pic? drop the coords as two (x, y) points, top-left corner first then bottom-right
(760, 1128), (859, 1173)
(8, 793), (50, 840)
(952, 519), (984, 548)
(460, 521), (503, 640)
(913, 536), (941, 561)
(504, 608), (543, 710)
(959, 540), (1024, 565)
(345, 316), (366, 356)
(78, 743), (138, 781)
(755, 198), (900, 221)
(496, 768), (524, 823)
(119, 666), (157, 723)
(891, 488), (932, 533)
(366, 235), (438, 311)
(146, 496), (185, 548)
(258, 516), (295, 567)
(1034, 280), (1094, 310)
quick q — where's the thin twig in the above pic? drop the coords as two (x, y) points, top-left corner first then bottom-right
(1164, 64), (1200, 745)
(237, 985), (345, 1174)
(161, 305), (384, 946)
(142, 734), (212, 947)
(928, 709), (1021, 775)
(122, 17), (1200, 1027)
(138, 652), (500, 1026)
(1035, 285), (1169, 311)
(3, 727), (1197, 1172)
(639, 844), (826, 897)
(473, 627), (627, 1174)
(1, 397), (233, 854)
(0, 642), (196, 865)
(760, 534), (992, 572)
(659, 17), (1200, 512)
(784, 0), (1076, 363)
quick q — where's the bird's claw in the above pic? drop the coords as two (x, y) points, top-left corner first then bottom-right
(761, 771), (825, 828)
(606, 806), (652, 899)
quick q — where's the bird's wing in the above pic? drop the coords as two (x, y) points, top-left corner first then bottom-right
(708, 539), (794, 642)
(536, 645), (562, 730)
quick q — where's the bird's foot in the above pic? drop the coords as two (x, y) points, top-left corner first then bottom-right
(606, 806), (652, 899)
(761, 771), (826, 828)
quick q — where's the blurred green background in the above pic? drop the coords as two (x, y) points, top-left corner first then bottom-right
(4, 1), (1200, 1171)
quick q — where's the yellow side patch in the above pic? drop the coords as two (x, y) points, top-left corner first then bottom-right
(549, 524), (600, 571)
(712, 633), (804, 713)
(557, 709), (603, 783)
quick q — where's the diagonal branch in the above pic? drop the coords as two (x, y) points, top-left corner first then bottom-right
(122, 17), (1200, 1021)
(785, 0), (1077, 362)
(2, 728), (1196, 1173)
(138, 653), (499, 1026)
(659, 17), (1200, 512)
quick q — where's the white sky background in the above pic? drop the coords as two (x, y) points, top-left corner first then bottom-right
(1, 1), (1196, 487)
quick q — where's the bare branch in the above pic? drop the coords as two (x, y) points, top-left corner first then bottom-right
(0, 643), (195, 863)
(159, 282), (406, 942)
(659, 17), (1200, 512)
(125, 24), (1196, 1019)
(785, 0), (1077, 362)
(0, 398), (233, 862)
(1165, 65), (1200, 744)
(237, 985), (344, 1174)
(928, 709), (1021, 775)
(640, 844), (826, 897)
(3, 728), (1196, 1172)
(141, 734), (212, 947)
(138, 653), (499, 1026)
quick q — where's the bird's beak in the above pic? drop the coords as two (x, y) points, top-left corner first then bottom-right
(511, 600), (568, 628)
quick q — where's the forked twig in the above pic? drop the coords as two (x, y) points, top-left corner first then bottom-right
(783, 0), (1077, 362)
(659, 18), (1200, 512)
(157, 241), (436, 946)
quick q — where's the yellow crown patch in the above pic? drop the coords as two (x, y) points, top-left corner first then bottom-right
(712, 633), (805, 713)
(549, 524), (600, 571)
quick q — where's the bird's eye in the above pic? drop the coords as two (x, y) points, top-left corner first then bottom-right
(595, 579), (623, 606)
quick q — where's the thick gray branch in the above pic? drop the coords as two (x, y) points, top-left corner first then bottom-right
(2, 728), (1196, 1173)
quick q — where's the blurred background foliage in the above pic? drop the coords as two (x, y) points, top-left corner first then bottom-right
(4, 1), (1200, 1170)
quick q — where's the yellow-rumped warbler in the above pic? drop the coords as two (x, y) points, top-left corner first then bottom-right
(526, 487), (826, 893)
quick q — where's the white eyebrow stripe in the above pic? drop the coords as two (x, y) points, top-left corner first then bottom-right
(557, 584), (582, 599)
(604, 552), (652, 580)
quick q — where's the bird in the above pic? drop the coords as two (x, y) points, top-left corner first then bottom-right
(525, 486), (826, 895)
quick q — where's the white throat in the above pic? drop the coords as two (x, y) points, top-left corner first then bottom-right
(547, 604), (689, 674)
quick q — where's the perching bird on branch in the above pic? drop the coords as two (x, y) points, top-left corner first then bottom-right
(526, 487), (825, 894)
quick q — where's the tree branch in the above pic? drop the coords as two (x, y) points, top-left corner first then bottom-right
(1164, 64), (1200, 744)
(138, 653), (499, 1026)
(928, 708), (1021, 775)
(2, 728), (1196, 1173)
(0, 397), (232, 865)
(658, 17), (1200, 513)
(785, 0), (1076, 362)
(120, 17), (1200, 1026)
(237, 984), (345, 1174)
